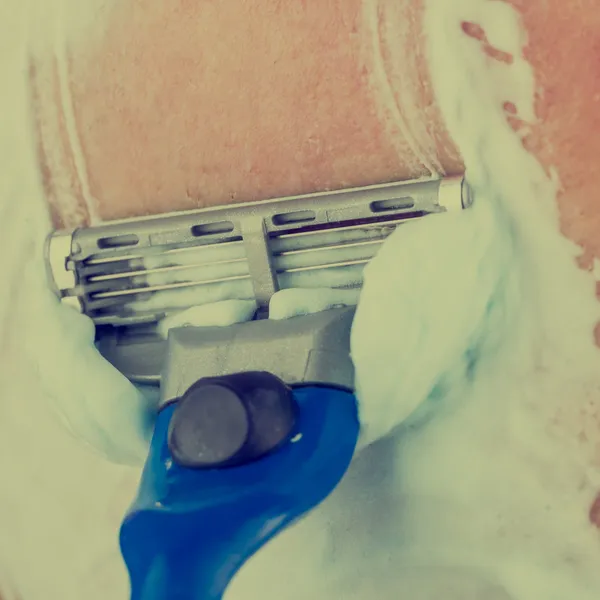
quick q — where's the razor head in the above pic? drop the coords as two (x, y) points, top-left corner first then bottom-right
(45, 176), (472, 382)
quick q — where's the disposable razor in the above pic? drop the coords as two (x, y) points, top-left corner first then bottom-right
(45, 176), (473, 600)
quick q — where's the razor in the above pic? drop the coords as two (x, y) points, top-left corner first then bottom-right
(45, 176), (472, 600)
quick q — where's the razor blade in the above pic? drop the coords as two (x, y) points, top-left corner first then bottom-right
(45, 176), (473, 384)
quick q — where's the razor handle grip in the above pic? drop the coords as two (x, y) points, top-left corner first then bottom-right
(119, 377), (359, 600)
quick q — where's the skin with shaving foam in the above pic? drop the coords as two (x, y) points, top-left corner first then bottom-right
(1, 0), (600, 598)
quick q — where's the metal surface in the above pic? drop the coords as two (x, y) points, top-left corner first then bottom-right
(46, 176), (470, 325)
(160, 306), (355, 407)
(45, 175), (473, 382)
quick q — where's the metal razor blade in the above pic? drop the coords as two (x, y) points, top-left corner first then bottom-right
(45, 176), (473, 387)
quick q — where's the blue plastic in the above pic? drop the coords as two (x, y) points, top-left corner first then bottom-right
(120, 385), (359, 600)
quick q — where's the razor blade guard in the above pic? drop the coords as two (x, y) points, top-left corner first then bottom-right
(45, 176), (472, 383)
(120, 383), (359, 600)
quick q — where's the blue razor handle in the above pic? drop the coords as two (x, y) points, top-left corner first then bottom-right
(120, 372), (359, 600)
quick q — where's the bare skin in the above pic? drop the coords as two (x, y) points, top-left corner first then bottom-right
(31, 0), (463, 227)
(30, 0), (600, 533)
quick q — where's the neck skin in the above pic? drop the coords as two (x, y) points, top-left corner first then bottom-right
(29, 0), (463, 229)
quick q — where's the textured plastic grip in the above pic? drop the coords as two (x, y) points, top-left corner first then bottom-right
(120, 385), (359, 600)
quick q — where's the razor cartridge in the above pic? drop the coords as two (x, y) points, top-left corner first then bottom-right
(46, 176), (472, 383)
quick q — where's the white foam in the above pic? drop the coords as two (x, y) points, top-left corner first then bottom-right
(2, 5), (155, 467)
(157, 287), (357, 335)
(269, 287), (360, 320)
(351, 197), (515, 447)
(158, 299), (257, 338)
(349, 1), (600, 598)
(0, 5), (148, 598)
